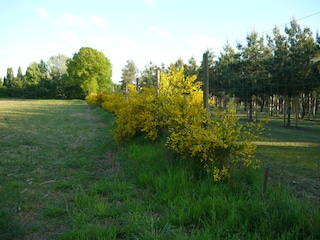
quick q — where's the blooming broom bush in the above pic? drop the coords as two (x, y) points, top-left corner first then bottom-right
(85, 93), (100, 106)
(110, 86), (161, 143)
(166, 105), (262, 181)
(86, 91), (113, 107)
(86, 65), (263, 181)
(156, 65), (204, 129)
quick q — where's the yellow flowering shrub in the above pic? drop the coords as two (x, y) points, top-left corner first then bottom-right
(85, 93), (100, 106)
(86, 65), (263, 182)
(156, 65), (205, 130)
(86, 92), (113, 107)
(101, 92), (126, 114)
(166, 104), (262, 181)
(105, 85), (162, 143)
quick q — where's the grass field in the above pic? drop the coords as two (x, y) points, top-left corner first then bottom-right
(0, 99), (320, 239)
(236, 108), (320, 201)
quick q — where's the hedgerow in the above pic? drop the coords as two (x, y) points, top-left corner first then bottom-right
(86, 65), (263, 181)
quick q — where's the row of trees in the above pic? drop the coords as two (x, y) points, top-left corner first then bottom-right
(1, 18), (319, 126)
(120, 19), (320, 126)
(1, 47), (113, 99)
(212, 19), (320, 126)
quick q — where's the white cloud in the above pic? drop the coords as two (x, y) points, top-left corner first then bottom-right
(58, 32), (78, 44)
(189, 33), (219, 53)
(37, 7), (49, 19)
(144, 0), (156, 6)
(91, 15), (107, 29)
(53, 14), (87, 28)
(0, 49), (5, 55)
(150, 26), (170, 40)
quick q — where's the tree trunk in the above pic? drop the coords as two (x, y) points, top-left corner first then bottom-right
(255, 96), (258, 122)
(269, 96), (272, 116)
(286, 96), (291, 127)
(249, 98), (253, 121)
(301, 93), (306, 119)
(295, 96), (299, 128)
(308, 93), (312, 120)
(279, 97), (283, 114)
(223, 91), (226, 109)
(283, 97), (286, 127)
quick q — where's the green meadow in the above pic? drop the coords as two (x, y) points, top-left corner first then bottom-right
(0, 99), (319, 239)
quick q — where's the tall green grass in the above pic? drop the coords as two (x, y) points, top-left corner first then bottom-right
(1, 100), (319, 239)
(110, 137), (320, 239)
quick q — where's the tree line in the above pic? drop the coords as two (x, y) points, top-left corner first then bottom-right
(121, 18), (319, 127)
(2, 18), (319, 126)
(0, 47), (113, 99)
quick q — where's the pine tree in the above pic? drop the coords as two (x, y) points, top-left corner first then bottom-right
(121, 60), (138, 90)
(140, 62), (158, 88)
(13, 66), (24, 88)
(5, 68), (14, 88)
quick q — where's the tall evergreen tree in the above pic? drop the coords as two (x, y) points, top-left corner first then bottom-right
(14, 66), (24, 88)
(139, 61), (158, 88)
(121, 60), (138, 89)
(174, 57), (184, 70)
(184, 56), (199, 79)
(5, 68), (14, 88)
(271, 19), (319, 126)
(238, 31), (266, 120)
(214, 43), (240, 108)
(2, 77), (7, 87)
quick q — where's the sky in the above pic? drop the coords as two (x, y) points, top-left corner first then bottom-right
(0, 0), (319, 83)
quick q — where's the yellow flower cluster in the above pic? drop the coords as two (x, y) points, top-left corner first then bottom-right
(86, 65), (263, 181)
(85, 93), (100, 106)
(213, 167), (229, 181)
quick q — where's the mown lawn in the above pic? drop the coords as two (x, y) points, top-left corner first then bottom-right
(0, 99), (319, 239)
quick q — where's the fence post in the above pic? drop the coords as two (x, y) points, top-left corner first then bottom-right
(203, 52), (209, 113)
(136, 77), (139, 93)
(263, 167), (269, 194)
(156, 69), (160, 96)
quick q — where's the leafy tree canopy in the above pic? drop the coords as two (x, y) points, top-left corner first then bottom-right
(47, 54), (69, 80)
(66, 47), (113, 97)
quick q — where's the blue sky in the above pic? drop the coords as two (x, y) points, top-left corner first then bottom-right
(0, 0), (319, 83)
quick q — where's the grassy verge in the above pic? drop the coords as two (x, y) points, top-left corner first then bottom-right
(0, 100), (319, 239)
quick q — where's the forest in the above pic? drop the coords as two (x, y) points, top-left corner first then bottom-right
(1, 19), (319, 127)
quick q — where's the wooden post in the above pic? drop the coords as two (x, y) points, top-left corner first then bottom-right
(156, 69), (160, 96)
(136, 78), (139, 93)
(263, 167), (269, 194)
(125, 83), (128, 99)
(203, 52), (209, 113)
